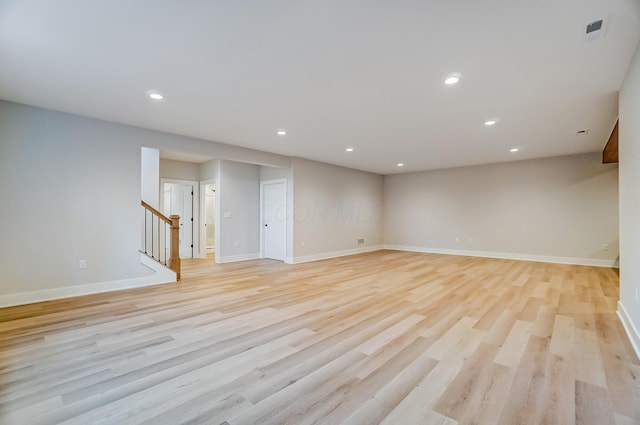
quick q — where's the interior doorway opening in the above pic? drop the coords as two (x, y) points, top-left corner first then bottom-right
(199, 180), (217, 261)
(204, 183), (215, 253)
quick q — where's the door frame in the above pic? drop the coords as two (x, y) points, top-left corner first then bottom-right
(160, 178), (200, 259)
(260, 178), (287, 260)
(199, 179), (217, 259)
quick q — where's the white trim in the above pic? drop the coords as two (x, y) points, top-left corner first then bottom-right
(0, 253), (176, 309)
(383, 245), (619, 268)
(617, 301), (640, 361)
(291, 245), (384, 264)
(216, 252), (261, 264)
(260, 178), (287, 261)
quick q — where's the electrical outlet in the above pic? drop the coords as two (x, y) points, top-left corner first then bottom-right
(78, 259), (87, 269)
(602, 243), (609, 251)
(357, 238), (365, 244)
(455, 237), (460, 242)
(300, 241), (305, 248)
(234, 241), (239, 247)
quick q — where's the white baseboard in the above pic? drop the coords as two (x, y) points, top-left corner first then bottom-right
(0, 254), (177, 309)
(617, 301), (640, 361)
(383, 244), (619, 268)
(291, 245), (384, 264)
(216, 252), (261, 264)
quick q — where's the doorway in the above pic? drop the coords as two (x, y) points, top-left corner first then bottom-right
(261, 179), (287, 261)
(203, 183), (216, 255)
(161, 179), (199, 259)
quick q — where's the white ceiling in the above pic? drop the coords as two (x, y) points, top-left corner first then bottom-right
(1, 1), (639, 174)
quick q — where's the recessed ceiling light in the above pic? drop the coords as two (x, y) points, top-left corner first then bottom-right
(397, 163), (405, 167)
(510, 148), (520, 153)
(277, 130), (287, 136)
(484, 120), (497, 126)
(345, 147), (354, 152)
(148, 93), (164, 100)
(444, 74), (461, 85)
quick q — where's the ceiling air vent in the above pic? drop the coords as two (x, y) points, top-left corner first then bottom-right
(586, 20), (603, 34)
(585, 19), (606, 41)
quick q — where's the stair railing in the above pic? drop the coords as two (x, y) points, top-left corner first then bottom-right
(141, 200), (181, 280)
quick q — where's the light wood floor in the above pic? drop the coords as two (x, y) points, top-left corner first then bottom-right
(0, 251), (638, 425)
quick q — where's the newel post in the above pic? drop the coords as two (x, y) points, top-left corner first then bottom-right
(169, 214), (181, 280)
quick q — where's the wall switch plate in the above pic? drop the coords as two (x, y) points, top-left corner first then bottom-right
(234, 241), (239, 247)
(223, 211), (231, 218)
(79, 260), (86, 269)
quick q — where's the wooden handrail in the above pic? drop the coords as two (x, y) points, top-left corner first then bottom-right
(141, 200), (171, 224)
(141, 200), (181, 280)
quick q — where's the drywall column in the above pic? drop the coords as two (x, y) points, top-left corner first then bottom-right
(216, 160), (260, 262)
(141, 147), (160, 208)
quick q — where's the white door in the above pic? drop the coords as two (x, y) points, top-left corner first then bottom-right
(163, 182), (194, 259)
(180, 185), (194, 258)
(262, 181), (286, 261)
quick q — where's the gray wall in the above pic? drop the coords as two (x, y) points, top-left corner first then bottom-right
(619, 40), (640, 346)
(0, 100), (289, 299)
(160, 158), (200, 182)
(0, 101), (151, 295)
(384, 152), (619, 265)
(200, 159), (219, 182)
(217, 160), (260, 262)
(292, 158), (384, 260)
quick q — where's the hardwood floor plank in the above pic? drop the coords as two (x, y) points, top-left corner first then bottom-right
(433, 342), (500, 420)
(494, 320), (534, 368)
(575, 380), (616, 425)
(497, 336), (550, 425)
(0, 251), (635, 425)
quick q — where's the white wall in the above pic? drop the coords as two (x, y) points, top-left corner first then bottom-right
(384, 152), (619, 266)
(260, 166), (294, 262)
(618, 40), (640, 356)
(217, 160), (260, 262)
(292, 158), (384, 261)
(160, 158), (200, 181)
(0, 101), (152, 299)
